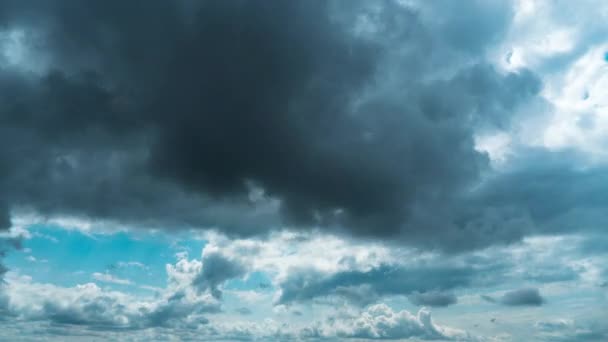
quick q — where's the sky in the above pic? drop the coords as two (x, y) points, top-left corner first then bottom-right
(0, 0), (607, 341)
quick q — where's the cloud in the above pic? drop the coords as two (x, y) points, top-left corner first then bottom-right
(302, 303), (477, 340)
(482, 287), (545, 306)
(192, 252), (246, 299)
(91, 272), (132, 286)
(0, 235), (20, 283)
(471, 149), (608, 238)
(0, 0), (554, 254)
(2, 263), (221, 331)
(408, 291), (458, 307)
(116, 261), (146, 269)
(0, 0), (607, 338)
(535, 318), (608, 341)
(187, 231), (576, 309)
(523, 266), (579, 283)
(2, 227), (606, 340)
(235, 307), (252, 316)
(275, 259), (506, 306)
(535, 319), (574, 332)
(0, 202), (11, 231)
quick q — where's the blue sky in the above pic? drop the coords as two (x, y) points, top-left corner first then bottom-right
(5, 225), (206, 290)
(0, 0), (608, 341)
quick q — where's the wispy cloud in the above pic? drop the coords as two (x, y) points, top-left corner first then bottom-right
(92, 272), (133, 286)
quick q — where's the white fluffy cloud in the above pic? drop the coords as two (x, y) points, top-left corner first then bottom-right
(2, 264), (220, 331)
(542, 44), (608, 157)
(201, 230), (421, 282)
(486, 0), (608, 163)
(302, 303), (478, 341)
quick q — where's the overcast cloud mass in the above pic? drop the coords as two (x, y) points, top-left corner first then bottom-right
(0, 0), (607, 341)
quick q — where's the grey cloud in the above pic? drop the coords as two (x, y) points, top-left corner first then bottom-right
(0, 254), (7, 283)
(480, 295), (497, 304)
(483, 288), (545, 306)
(472, 149), (608, 238)
(276, 260), (506, 306)
(140, 294), (218, 329)
(0, 0), (551, 253)
(0, 236), (20, 284)
(0, 239), (17, 321)
(580, 235), (608, 255)
(0, 202), (10, 231)
(408, 291), (458, 307)
(41, 299), (127, 328)
(192, 253), (246, 299)
(421, 0), (512, 54)
(0, 291), (12, 320)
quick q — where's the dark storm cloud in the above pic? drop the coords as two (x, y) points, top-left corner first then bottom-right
(482, 288), (545, 306)
(0, 202), (10, 231)
(0, 0), (571, 252)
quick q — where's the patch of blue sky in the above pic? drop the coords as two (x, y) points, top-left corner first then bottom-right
(5, 224), (206, 293)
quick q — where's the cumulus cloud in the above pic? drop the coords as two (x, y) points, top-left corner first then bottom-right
(2, 259), (221, 331)
(7, 271), (465, 341)
(0, 251), (232, 334)
(302, 303), (477, 340)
